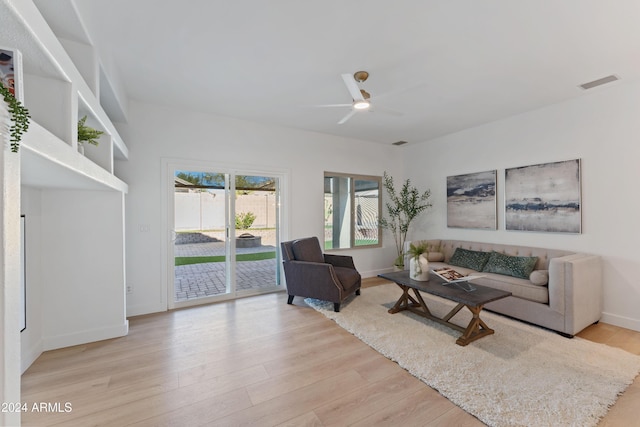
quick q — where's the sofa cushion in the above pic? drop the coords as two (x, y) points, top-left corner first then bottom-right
(482, 251), (538, 279)
(429, 261), (548, 303)
(475, 273), (549, 303)
(291, 237), (324, 263)
(449, 248), (491, 271)
(427, 252), (445, 262)
(530, 269), (549, 286)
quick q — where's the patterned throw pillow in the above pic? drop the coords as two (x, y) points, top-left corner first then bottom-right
(482, 251), (539, 279)
(448, 248), (491, 271)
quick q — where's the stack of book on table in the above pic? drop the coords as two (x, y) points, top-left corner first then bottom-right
(432, 267), (485, 292)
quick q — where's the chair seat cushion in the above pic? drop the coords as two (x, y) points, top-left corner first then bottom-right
(334, 266), (360, 292)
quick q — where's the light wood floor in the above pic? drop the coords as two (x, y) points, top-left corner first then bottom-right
(21, 278), (640, 426)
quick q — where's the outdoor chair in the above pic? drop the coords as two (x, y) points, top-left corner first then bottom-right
(281, 237), (361, 312)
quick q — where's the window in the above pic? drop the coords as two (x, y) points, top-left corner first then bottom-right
(324, 172), (381, 250)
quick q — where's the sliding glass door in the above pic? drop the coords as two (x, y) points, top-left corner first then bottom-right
(234, 174), (281, 295)
(169, 165), (282, 308)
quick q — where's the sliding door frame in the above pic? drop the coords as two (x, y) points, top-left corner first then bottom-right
(161, 158), (289, 310)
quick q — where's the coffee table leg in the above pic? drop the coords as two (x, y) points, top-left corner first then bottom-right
(388, 285), (409, 313)
(388, 283), (497, 346)
(388, 284), (419, 314)
(411, 288), (434, 317)
(456, 305), (495, 346)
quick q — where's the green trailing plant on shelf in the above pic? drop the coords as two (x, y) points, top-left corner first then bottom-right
(379, 171), (432, 268)
(77, 115), (103, 146)
(0, 83), (30, 153)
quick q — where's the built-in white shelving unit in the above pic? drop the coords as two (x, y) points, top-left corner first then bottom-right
(1, 0), (130, 380)
(2, 0), (128, 189)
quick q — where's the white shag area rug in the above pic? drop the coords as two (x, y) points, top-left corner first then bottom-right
(305, 284), (640, 427)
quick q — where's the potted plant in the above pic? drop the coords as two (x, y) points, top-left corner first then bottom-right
(406, 242), (429, 280)
(77, 115), (103, 153)
(379, 171), (432, 269)
(0, 82), (30, 153)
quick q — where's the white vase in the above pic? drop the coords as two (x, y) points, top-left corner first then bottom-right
(409, 254), (429, 281)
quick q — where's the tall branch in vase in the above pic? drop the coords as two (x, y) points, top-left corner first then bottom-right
(379, 171), (432, 268)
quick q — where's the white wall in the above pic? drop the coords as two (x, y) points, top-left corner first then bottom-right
(402, 81), (640, 331)
(20, 186), (43, 373)
(115, 102), (403, 316)
(0, 101), (22, 427)
(39, 189), (128, 349)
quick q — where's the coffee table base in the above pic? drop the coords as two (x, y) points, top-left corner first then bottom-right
(389, 284), (494, 346)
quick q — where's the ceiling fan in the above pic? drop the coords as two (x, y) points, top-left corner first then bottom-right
(315, 71), (403, 124)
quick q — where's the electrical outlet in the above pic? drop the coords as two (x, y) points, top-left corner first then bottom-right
(138, 224), (150, 232)
(126, 284), (133, 294)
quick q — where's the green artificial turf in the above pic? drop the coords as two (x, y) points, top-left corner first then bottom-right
(175, 251), (276, 266)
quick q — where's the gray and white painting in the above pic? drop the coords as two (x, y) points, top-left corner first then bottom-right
(447, 170), (497, 229)
(505, 159), (581, 233)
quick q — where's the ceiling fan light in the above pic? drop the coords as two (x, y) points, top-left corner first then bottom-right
(353, 100), (370, 110)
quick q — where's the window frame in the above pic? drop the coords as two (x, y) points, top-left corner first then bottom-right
(323, 171), (382, 250)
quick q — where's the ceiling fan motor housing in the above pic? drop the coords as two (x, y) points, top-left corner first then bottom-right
(354, 71), (369, 82)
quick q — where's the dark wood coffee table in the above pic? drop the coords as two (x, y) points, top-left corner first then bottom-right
(378, 270), (512, 346)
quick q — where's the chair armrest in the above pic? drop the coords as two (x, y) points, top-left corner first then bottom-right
(324, 254), (356, 269)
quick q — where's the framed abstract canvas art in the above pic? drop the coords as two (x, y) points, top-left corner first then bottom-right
(447, 170), (497, 230)
(505, 159), (581, 233)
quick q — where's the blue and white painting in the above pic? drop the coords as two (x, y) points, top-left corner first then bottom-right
(447, 170), (497, 229)
(505, 159), (581, 233)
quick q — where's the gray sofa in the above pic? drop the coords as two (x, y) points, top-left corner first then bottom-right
(404, 239), (602, 336)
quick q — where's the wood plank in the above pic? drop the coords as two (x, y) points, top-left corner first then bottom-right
(20, 282), (640, 426)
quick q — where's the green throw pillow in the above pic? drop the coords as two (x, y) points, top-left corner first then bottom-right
(448, 248), (491, 271)
(482, 251), (538, 279)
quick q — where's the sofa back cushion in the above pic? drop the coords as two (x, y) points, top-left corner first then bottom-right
(291, 237), (325, 263)
(427, 252), (445, 262)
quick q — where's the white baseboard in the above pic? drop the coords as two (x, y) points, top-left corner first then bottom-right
(127, 301), (166, 317)
(601, 311), (640, 332)
(42, 321), (129, 351)
(360, 267), (397, 279)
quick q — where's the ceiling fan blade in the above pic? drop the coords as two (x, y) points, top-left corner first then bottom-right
(337, 109), (358, 125)
(341, 73), (364, 101)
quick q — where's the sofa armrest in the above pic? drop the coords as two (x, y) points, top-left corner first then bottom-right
(548, 253), (602, 333)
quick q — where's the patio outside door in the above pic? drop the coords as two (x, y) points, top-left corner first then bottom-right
(170, 167), (282, 308)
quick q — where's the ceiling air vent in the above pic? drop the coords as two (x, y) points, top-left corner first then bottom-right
(392, 140), (408, 146)
(579, 75), (619, 90)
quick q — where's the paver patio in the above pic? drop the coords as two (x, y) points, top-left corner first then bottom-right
(174, 239), (282, 302)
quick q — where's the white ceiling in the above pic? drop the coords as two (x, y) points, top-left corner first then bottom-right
(38, 0), (640, 145)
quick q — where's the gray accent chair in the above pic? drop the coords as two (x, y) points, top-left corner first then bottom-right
(281, 237), (361, 312)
